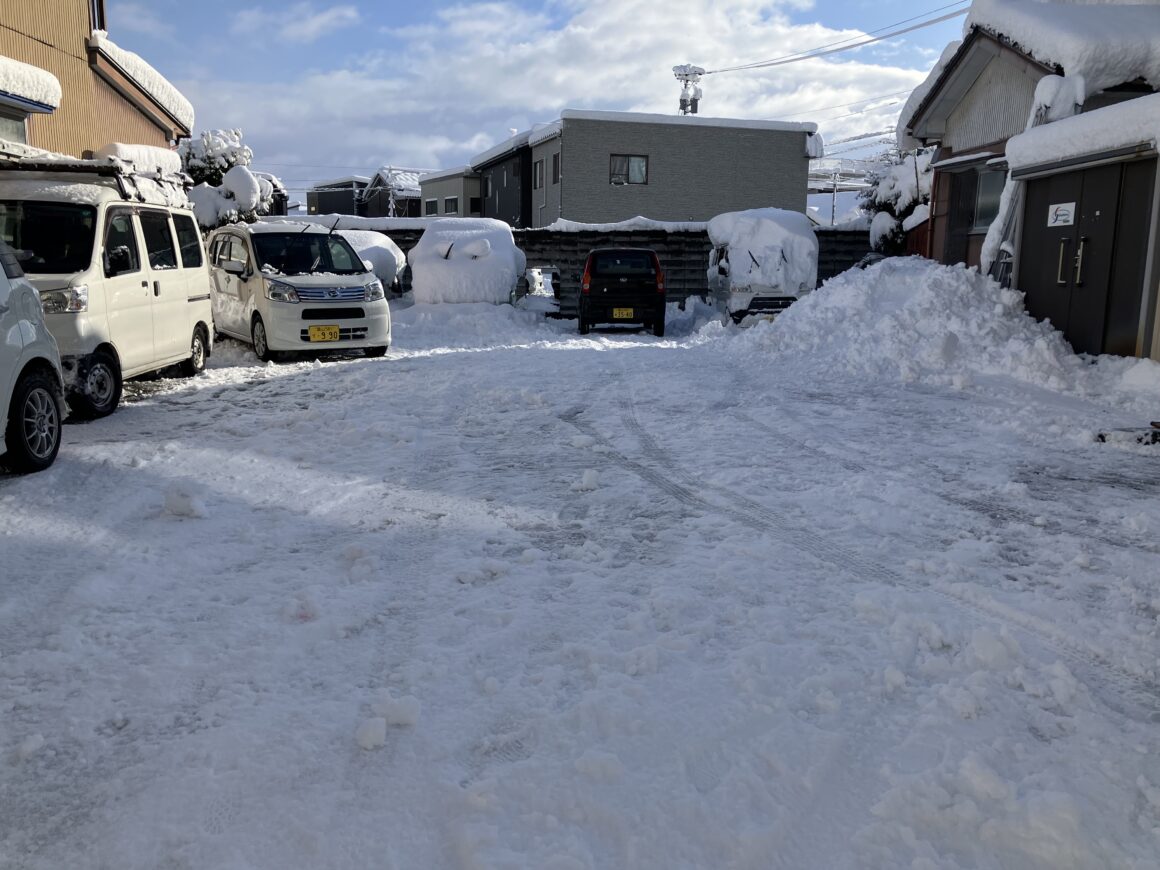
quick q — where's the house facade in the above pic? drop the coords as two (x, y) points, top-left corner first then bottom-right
(899, 0), (1160, 360)
(469, 110), (818, 229)
(306, 176), (368, 216)
(362, 167), (432, 218)
(0, 0), (193, 156)
(418, 166), (482, 219)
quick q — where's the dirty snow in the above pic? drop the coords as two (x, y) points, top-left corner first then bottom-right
(2, 258), (1159, 869)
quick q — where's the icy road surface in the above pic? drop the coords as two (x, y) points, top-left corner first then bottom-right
(2, 296), (1160, 869)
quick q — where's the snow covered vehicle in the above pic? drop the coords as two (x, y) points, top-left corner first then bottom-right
(407, 218), (526, 305)
(206, 221), (391, 361)
(706, 208), (818, 324)
(0, 241), (64, 473)
(0, 146), (214, 418)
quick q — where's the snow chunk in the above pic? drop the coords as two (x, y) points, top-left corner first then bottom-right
(162, 483), (207, 519)
(0, 55), (61, 109)
(92, 142), (182, 175)
(88, 31), (194, 129)
(408, 218), (526, 304)
(371, 692), (421, 726)
(355, 717), (387, 750)
(571, 469), (599, 492)
(338, 229), (405, 285)
(706, 208), (818, 295)
(17, 733), (45, 759)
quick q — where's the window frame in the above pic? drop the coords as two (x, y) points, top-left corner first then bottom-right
(137, 209), (179, 270)
(533, 159), (544, 191)
(971, 168), (1006, 233)
(0, 108), (28, 146)
(444, 196), (459, 215)
(610, 154), (648, 186)
(102, 207), (141, 278)
(551, 152), (560, 185)
(425, 199), (438, 216)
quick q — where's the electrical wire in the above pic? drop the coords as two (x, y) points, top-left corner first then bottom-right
(705, 4), (968, 75)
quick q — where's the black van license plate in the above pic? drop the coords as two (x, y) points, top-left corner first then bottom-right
(612, 308), (634, 319)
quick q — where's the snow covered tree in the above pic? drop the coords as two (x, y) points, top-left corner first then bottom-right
(178, 129), (285, 229)
(860, 148), (934, 255)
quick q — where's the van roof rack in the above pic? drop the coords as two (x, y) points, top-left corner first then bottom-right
(0, 143), (190, 205)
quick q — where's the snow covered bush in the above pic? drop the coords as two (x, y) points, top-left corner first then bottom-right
(860, 149), (934, 254)
(179, 129), (284, 229)
(407, 219), (527, 305)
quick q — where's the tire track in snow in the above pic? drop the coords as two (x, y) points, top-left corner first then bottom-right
(558, 374), (1160, 728)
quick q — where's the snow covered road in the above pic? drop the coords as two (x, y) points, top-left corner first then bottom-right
(3, 275), (1160, 868)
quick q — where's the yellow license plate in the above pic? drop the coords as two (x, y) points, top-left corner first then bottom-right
(308, 325), (340, 342)
(612, 307), (634, 319)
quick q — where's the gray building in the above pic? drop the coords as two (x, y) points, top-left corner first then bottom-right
(469, 110), (818, 229)
(417, 166), (482, 218)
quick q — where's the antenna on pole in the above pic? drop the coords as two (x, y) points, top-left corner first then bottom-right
(673, 64), (705, 115)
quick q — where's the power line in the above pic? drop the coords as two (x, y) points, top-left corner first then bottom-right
(771, 89), (914, 119)
(706, 5), (968, 75)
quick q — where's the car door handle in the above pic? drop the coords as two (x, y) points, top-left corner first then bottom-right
(1074, 237), (1087, 286)
(1056, 238), (1070, 285)
(153, 281), (161, 297)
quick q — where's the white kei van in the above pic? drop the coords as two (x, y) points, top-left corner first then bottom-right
(206, 222), (390, 360)
(0, 162), (214, 418)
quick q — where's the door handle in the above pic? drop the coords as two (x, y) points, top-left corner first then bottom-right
(153, 281), (160, 297)
(1056, 238), (1070, 285)
(1074, 236), (1087, 286)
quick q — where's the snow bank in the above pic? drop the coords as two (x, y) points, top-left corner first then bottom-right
(706, 208), (818, 295)
(267, 214), (432, 232)
(967, 0), (1160, 96)
(408, 219), (526, 305)
(1007, 91), (1160, 169)
(338, 229), (405, 285)
(541, 215), (708, 233)
(88, 31), (194, 129)
(743, 257), (1160, 408)
(0, 54), (61, 109)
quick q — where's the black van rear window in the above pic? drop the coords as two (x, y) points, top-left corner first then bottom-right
(590, 251), (655, 276)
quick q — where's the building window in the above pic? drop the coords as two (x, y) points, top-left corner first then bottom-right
(972, 169), (1005, 232)
(90, 0), (106, 30)
(469, 196), (481, 214)
(551, 152), (560, 185)
(444, 196), (459, 215)
(533, 159), (544, 190)
(610, 154), (647, 185)
(0, 110), (27, 145)
(425, 199), (438, 216)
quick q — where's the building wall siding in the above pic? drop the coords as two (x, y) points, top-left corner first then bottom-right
(1, 0), (178, 155)
(530, 139), (562, 228)
(558, 118), (809, 224)
(419, 175), (481, 216)
(943, 55), (1041, 153)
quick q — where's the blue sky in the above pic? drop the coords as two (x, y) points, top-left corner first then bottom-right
(106, 0), (967, 198)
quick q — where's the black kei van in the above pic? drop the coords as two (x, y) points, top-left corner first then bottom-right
(578, 247), (666, 337)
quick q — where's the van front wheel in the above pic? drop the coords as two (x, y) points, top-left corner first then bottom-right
(252, 316), (273, 362)
(180, 327), (207, 377)
(68, 350), (122, 419)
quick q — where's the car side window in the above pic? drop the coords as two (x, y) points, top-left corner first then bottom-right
(139, 211), (178, 270)
(228, 237), (251, 270)
(173, 214), (203, 269)
(103, 210), (140, 277)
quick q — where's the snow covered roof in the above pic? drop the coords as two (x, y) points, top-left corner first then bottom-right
(538, 216), (708, 233)
(418, 165), (473, 184)
(469, 129), (532, 170)
(561, 109), (817, 135)
(88, 31), (194, 130)
(528, 121), (563, 147)
(312, 175), (370, 189)
(366, 167), (435, 199)
(0, 54), (61, 111)
(1006, 91), (1160, 171)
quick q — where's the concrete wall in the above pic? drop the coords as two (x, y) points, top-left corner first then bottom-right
(557, 118), (809, 224)
(530, 138), (563, 228)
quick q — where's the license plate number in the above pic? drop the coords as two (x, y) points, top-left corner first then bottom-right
(612, 307), (634, 319)
(308, 325), (340, 342)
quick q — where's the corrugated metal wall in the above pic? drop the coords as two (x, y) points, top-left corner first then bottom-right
(943, 56), (1039, 153)
(1, 0), (174, 155)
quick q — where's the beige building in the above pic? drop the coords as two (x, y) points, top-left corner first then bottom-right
(0, 0), (192, 157)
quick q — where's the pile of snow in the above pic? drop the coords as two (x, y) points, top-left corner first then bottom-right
(407, 218), (526, 305)
(0, 54), (61, 109)
(88, 31), (194, 129)
(1007, 90), (1160, 169)
(966, 0), (1160, 97)
(338, 229), (405, 285)
(542, 216), (707, 233)
(92, 142), (182, 175)
(740, 257), (1160, 409)
(706, 208), (818, 295)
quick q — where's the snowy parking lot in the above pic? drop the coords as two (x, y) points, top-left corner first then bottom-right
(2, 260), (1160, 869)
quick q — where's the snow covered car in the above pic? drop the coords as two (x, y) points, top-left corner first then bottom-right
(0, 241), (64, 473)
(206, 222), (391, 360)
(579, 247), (666, 336)
(407, 218), (526, 305)
(707, 208), (818, 324)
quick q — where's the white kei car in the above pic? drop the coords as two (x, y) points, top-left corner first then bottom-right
(0, 241), (64, 473)
(207, 222), (391, 360)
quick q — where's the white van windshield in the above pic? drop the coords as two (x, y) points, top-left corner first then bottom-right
(252, 232), (363, 276)
(0, 200), (97, 275)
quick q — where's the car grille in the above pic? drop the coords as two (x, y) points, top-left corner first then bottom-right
(295, 286), (365, 302)
(302, 308), (364, 320)
(299, 326), (368, 342)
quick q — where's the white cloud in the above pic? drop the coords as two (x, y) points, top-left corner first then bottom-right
(232, 3), (361, 44)
(108, 1), (175, 39)
(187, 0), (941, 188)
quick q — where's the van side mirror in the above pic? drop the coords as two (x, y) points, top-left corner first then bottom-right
(222, 258), (246, 277)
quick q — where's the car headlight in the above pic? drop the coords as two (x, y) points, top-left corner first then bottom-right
(364, 279), (385, 302)
(265, 279), (300, 303)
(40, 283), (88, 313)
